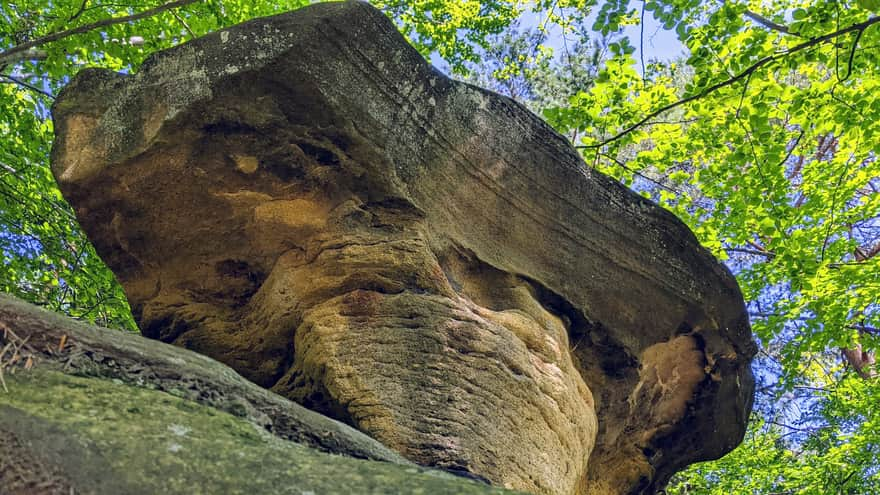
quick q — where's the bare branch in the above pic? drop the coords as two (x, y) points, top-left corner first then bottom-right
(598, 152), (681, 195)
(853, 325), (880, 335)
(0, 0), (200, 66)
(0, 49), (48, 69)
(767, 420), (818, 433)
(855, 240), (880, 261)
(842, 345), (877, 379)
(171, 9), (196, 39)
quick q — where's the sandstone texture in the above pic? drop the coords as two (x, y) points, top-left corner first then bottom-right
(0, 295), (516, 495)
(50, 2), (757, 494)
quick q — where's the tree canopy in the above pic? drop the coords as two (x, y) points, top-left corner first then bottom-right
(1, 0), (878, 492)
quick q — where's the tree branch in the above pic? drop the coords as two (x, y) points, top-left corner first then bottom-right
(0, 75), (56, 99)
(639, 0), (646, 84)
(778, 129), (803, 171)
(861, 241), (880, 261)
(576, 15), (880, 150)
(0, 160), (76, 220)
(836, 26), (865, 82)
(68, 0), (90, 22)
(0, 0), (200, 66)
(768, 420), (817, 433)
(726, 247), (775, 258)
(749, 312), (879, 335)
(744, 10), (796, 35)
(598, 152), (682, 195)
(171, 9), (196, 39)
(0, 49), (48, 70)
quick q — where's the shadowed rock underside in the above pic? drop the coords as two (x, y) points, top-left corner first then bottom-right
(50, 2), (757, 494)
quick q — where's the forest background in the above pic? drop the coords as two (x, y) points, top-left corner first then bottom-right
(0, 1), (878, 493)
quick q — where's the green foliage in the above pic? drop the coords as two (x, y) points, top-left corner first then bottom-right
(668, 373), (880, 494)
(1, 0), (879, 492)
(534, 0), (880, 491)
(460, 18), (606, 117)
(372, 0), (521, 73)
(557, 0), (880, 373)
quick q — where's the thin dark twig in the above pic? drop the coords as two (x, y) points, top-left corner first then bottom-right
(736, 68), (754, 117)
(599, 152), (681, 195)
(744, 10), (798, 36)
(0, 75), (55, 99)
(171, 9), (196, 39)
(768, 420), (818, 433)
(639, 0), (646, 84)
(836, 27), (865, 83)
(821, 145), (859, 261)
(829, 86), (864, 121)
(68, 0), (89, 22)
(643, 117), (699, 126)
(0, 160), (75, 219)
(749, 312), (878, 334)
(778, 129), (804, 170)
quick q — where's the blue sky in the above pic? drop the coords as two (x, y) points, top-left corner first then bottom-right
(523, 4), (687, 65)
(428, 4), (686, 74)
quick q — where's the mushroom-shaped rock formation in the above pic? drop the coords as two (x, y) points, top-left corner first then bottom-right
(50, 2), (757, 494)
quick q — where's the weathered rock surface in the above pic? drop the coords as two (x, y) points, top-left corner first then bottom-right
(50, 2), (757, 494)
(0, 293), (405, 464)
(0, 295), (517, 495)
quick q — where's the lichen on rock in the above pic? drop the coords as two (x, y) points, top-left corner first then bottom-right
(0, 369), (518, 495)
(49, 2), (757, 494)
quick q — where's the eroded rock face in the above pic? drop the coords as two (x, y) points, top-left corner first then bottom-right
(50, 2), (757, 494)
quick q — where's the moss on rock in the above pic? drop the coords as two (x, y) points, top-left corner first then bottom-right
(0, 370), (517, 495)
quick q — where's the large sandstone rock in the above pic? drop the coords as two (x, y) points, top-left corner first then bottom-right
(50, 2), (757, 494)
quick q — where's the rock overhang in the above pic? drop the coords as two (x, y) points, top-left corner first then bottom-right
(50, 2), (757, 494)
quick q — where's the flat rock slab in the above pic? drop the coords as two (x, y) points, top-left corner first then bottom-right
(0, 370), (517, 495)
(0, 293), (406, 464)
(1, 294), (520, 493)
(50, 2), (757, 494)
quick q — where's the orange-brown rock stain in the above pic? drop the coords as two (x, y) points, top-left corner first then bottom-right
(50, 5), (755, 492)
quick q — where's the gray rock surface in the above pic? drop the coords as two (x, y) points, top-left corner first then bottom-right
(50, 2), (757, 494)
(0, 293), (406, 463)
(0, 294), (516, 494)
